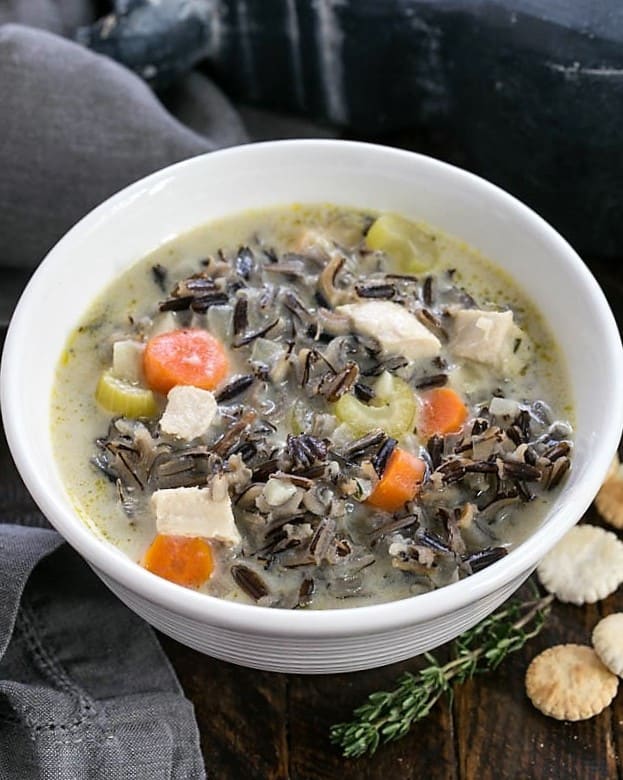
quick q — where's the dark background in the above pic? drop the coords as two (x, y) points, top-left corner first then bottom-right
(76, 0), (623, 262)
(203, 0), (623, 262)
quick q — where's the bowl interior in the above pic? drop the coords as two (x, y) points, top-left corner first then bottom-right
(2, 140), (622, 636)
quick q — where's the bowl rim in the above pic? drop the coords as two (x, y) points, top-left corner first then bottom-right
(2, 139), (622, 638)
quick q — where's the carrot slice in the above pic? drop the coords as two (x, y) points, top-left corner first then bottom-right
(142, 534), (214, 588)
(367, 448), (426, 513)
(143, 328), (229, 395)
(419, 387), (468, 438)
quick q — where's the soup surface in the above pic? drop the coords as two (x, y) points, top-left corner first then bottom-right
(52, 204), (573, 608)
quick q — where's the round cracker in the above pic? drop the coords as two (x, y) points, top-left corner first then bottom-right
(526, 644), (618, 721)
(605, 454), (621, 482)
(592, 613), (623, 677)
(537, 524), (623, 604)
(595, 471), (623, 530)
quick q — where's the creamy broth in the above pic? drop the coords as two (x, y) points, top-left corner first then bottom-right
(52, 204), (573, 609)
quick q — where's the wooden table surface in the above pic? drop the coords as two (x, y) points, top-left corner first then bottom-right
(2, 254), (622, 780)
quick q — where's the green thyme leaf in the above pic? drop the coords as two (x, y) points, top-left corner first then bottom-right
(329, 588), (554, 758)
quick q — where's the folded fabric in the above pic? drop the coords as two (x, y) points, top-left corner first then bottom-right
(0, 21), (247, 270)
(0, 0), (95, 36)
(0, 14), (251, 779)
(0, 538), (205, 780)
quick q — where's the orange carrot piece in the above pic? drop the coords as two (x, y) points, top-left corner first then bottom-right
(419, 387), (468, 438)
(143, 328), (229, 395)
(367, 448), (426, 513)
(142, 534), (214, 588)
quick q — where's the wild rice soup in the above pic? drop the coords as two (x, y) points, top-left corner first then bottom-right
(52, 205), (574, 609)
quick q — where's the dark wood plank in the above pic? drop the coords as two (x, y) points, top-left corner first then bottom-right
(288, 658), (458, 780)
(451, 508), (623, 780)
(605, 591), (623, 775)
(456, 598), (616, 780)
(3, 257), (623, 780)
(160, 635), (290, 780)
(593, 503), (623, 780)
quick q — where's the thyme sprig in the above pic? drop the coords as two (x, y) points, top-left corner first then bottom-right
(330, 589), (554, 758)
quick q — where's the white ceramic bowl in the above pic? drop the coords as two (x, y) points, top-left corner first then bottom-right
(2, 141), (622, 674)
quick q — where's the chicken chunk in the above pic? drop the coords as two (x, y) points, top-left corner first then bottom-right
(337, 301), (441, 360)
(449, 309), (521, 370)
(112, 339), (145, 384)
(160, 385), (217, 440)
(152, 482), (241, 545)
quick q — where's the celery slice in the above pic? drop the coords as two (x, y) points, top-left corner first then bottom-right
(95, 369), (158, 418)
(366, 214), (438, 272)
(332, 373), (416, 438)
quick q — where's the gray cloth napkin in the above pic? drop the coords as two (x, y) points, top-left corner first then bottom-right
(0, 535), (204, 780)
(0, 13), (250, 780)
(0, 21), (247, 270)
